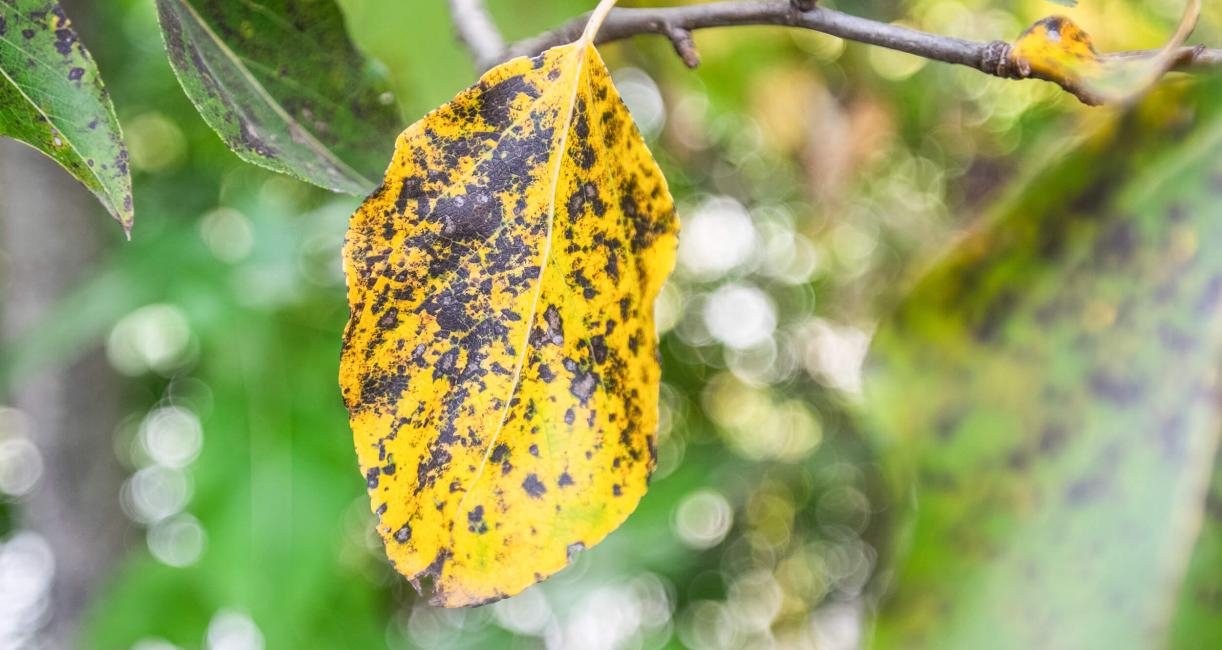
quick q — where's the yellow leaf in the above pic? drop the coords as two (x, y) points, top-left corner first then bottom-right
(1010, 15), (1102, 83)
(338, 0), (678, 607)
(1009, 1), (1201, 105)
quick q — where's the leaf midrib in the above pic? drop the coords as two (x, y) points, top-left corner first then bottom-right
(451, 44), (590, 522)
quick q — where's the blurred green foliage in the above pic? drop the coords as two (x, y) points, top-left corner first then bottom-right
(0, 1), (1218, 649)
(867, 77), (1222, 649)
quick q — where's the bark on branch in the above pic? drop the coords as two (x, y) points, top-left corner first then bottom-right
(490, 0), (1221, 104)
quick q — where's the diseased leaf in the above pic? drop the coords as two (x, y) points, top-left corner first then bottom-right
(866, 78), (1222, 649)
(0, 1), (132, 232)
(338, 6), (678, 607)
(1009, 16), (1100, 84)
(155, 0), (400, 194)
(1009, 2), (1200, 105)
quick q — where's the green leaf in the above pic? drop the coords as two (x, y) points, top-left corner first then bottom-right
(154, 0), (401, 195)
(865, 78), (1222, 649)
(0, 1), (132, 232)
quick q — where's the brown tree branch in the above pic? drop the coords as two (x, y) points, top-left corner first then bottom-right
(449, 0), (507, 70)
(496, 0), (1222, 104)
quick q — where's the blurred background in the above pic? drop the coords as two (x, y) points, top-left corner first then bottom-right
(0, 0), (1217, 648)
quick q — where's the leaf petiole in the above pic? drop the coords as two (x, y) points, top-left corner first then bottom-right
(579, 0), (620, 45)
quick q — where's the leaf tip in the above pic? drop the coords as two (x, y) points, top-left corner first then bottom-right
(117, 194), (134, 239)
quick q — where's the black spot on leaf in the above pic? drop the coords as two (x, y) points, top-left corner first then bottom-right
(570, 369), (597, 403)
(522, 473), (547, 498)
(468, 505), (488, 534)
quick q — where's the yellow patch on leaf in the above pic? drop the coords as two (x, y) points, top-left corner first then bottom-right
(338, 25), (678, 606)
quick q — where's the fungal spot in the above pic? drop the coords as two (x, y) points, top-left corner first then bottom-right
(1088, 371), (1145, 403)
(589, 335), (608, 364)
(522, 473), (547, 498)
(53, 28), (75, 56)
(1066, 474), (1109, 505)
(570, 370), (597, 403)
(394, 523), (412, 543)
(490, 442), (513, 474)
(378, 307), (400, 329)
(467, 505), (488, 534)
(1039, 424), (1067, 455)
(567, 541), (586, 562)
(543, 305), (563, 345)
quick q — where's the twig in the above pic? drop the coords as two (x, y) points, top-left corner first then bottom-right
(497, 0), (1222, 104)
(449, 0), (507, 70)
(667, 27), (701, 68)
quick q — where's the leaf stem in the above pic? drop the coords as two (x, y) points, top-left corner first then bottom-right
(580, 0), (621, 46)
(1114, 0), (1201, 103)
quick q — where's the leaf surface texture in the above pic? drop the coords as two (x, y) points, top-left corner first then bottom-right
(340, 40), (678, 606)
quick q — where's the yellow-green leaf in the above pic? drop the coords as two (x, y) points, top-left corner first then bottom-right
(338, 14), (678, 606)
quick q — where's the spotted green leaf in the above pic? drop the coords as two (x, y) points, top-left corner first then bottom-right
(0, 1), (132, 232)
(155, 0), (400, 194)
(866, 78), (1222, 649)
